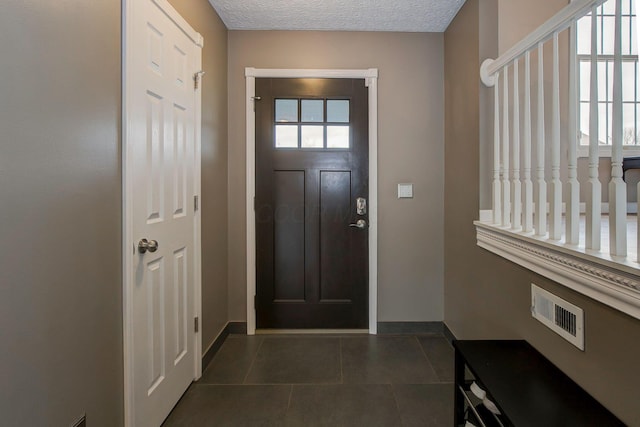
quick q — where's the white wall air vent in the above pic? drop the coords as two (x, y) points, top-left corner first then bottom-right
(531, 284), (584, 351)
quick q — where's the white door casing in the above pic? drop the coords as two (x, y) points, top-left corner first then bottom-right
(123, 0), (203, 426)
(244, 68), (379, 335)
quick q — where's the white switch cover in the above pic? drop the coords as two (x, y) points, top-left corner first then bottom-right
(398, 183), (413, 199)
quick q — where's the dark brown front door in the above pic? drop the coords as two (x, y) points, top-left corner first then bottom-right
(255, 78), (369, 329)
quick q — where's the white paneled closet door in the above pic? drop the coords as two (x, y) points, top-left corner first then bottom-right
(126, 0), (202, 425)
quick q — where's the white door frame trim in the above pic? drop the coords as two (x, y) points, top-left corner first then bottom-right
(244, 67), (379, 335)
(122, 1), (203, 425)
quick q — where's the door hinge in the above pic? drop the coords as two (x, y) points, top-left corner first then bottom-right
(194, 316), (199, 333)
(194, 195), (199, 211)
(193, 70), (205, 90)
(253, 196), (256, 212)
(251, 96), (261, 112)
(254, 295), (257, 310)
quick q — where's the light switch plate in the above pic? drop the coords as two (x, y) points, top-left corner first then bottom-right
(398, 183), (413, 199)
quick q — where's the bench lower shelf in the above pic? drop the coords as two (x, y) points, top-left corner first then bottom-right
(452, 340), (623, 427)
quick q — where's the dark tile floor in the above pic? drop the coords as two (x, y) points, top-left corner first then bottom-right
(163, 334), (454, 427)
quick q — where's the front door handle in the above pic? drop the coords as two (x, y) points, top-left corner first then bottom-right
(349, 219), (367, 229)
(138, 238), (159, 254)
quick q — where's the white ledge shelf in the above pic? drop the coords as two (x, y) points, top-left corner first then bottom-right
(475, 221), (640, 321)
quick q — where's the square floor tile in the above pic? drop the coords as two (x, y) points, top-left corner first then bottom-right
(392, 384), (454, 427)
(417, 336), (455, 382)
(341, 336), (439, 384)
(244, 337), (341, 384)
(199, 335), (264, 384)
(285, 384), (402, 427)
(162, 384), (291, 427)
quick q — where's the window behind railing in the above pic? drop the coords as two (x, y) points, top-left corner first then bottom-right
(478, 0), (636, 257)
(476, 0), (640, 324)
(577, 0), (639, 148)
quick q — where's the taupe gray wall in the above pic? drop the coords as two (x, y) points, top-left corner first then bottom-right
(227, 31), (445, 322)
(445, 1), (640, 424)
(0, 0), (123, 425)
(0, 0), (228, 424)
(498, 0), (566, 54)
(167, 0), (229, 354)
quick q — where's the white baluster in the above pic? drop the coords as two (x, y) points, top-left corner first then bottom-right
(493, 72), (502, 225)
(566, 20), (580, 246)
(503, 65), (512, 227)
(609, 0), (627, 257)
(586, 5), (601, 252)
(549, 32), (562, 241)
(523, 51), (534, 233)
(512, 58), (522, 230)
(535, 43), (547, 237)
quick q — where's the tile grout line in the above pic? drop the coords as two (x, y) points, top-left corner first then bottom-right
(389, 383), (407, 427)
(339, 337), (344, 384)
(286, 384), (294, 415)
(242, 336), (265, 385)
(414, 335), (440, 378)
(414, 335), (429, 360)
(240, 381), (343, 386)
(415, 335), (432, 363)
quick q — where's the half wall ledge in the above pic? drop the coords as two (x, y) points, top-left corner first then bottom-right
(475, 221), (640, 321)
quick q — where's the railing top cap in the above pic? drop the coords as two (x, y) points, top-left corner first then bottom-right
(481, 0), (607, 87)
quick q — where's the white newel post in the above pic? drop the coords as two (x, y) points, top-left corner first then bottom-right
(586, 5), (602, 251)
(609, 0), (627, 257)
(535, 43), (547, 236)
(512, 58), (522, 230)
(503, 65), (512, 227)
(493, 72), (502, 225)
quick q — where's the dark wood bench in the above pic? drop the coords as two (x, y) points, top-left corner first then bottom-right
(453, 340), (624, 427)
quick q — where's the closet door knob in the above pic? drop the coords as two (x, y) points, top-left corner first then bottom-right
(138, 238), (159, 254)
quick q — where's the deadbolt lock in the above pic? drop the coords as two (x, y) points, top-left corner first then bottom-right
(356, 197), (367, 215)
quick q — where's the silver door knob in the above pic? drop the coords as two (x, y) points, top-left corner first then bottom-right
(138, 238), (159, 254)
(349, 219), (367, 229)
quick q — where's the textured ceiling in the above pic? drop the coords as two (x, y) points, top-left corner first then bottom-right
(208, 0), (466, 32)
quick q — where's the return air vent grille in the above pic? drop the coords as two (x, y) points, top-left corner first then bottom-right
(555, 305), (577, 336)
(531, 284), (584, 350)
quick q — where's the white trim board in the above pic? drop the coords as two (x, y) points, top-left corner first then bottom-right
(245, 67), (379, 335)
(475, 221), (640, 321)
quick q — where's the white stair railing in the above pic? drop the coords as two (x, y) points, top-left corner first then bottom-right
(585, 4), (601, 251)
(492, 71), (502, 226)
(502, 66), (511, 228)
(535, 42), (547, 238)
(566, 19), (580, 246)
(550, 32), (563, 241)
(609, 0), (627, 257)
(523, 52), (534, 233)
(479, 0), (637, 263)
(512, 58), (522, 231)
